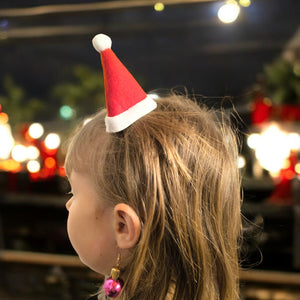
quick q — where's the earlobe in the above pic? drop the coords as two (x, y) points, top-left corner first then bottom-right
(114, 203), (141, 249)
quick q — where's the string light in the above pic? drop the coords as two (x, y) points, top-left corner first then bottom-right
(247, 124), (299, 173)
(238, 155), (246, 168)
(44, 157), (56, 169)
(0, 123), (14, 159)
(45, 133), (61, 150)
(239, 0), (251, 7)
(218, 0), (240, 24)
(60, 105), (74, 120)
(247, 133), (260, 149)
(0, 112), (9, 124)
(28, 123), (44, 139)
(287, 133), (300, 150)
(11, 145), (27, 162)
(26, 146), (40, 160)
(27, 160), (41, 173)
(154, 2), (165, 12)
(295, 163), (300, 174)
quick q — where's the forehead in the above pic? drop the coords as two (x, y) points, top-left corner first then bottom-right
(64, 112), (109, 177)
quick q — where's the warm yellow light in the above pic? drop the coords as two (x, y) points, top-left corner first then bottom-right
(254, 124), (290, 172)
(0, 112), (9, 124)
(218, 1), (240, 24)
(154, 2), (165, 12)
(282, 159), (291, 169)
(239, 0), (251, 7)
(287, 133), (300, 150)
(0, 123), (15, 159)
(238, 155), (246, 168)
(26, 146), (40, 160)
(28, 123), (44, 139)
(0, 159), (21, 172)
(269, 170), (280, 178)
(247, 133), (260, 149)
(45, 133), (61, 149)
(12, 145), (27, 162)
(295, 163), (300, 174)
(27, 160), (41, 173)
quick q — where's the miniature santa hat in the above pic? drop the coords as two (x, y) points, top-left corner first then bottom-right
(92, 34), (157, 133)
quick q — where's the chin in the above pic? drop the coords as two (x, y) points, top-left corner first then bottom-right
(79, 256), (110, 276)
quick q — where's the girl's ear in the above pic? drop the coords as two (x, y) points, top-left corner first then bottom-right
(113, 203), (141, 249)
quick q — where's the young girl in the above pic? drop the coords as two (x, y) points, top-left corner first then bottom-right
(65, 34), (242, 300)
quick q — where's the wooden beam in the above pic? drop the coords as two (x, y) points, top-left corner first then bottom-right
(1, 250), (300, 286)
(239, 269), (300, 286)
(0, 0), (216, 18)
(0, 249), (84, 267)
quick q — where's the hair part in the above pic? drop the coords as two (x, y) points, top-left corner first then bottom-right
(65, 93), (242, 300)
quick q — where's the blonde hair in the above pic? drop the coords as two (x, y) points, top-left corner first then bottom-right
(65, 94), (242, 300)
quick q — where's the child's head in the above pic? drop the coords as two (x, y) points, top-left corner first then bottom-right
(65, 94), (242, 300)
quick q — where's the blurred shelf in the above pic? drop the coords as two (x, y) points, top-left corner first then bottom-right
(1, 249), (299, 285)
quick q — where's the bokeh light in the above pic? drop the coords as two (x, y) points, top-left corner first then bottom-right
(218, 0), (240, 24)
(247, 133), (260, 149)
(0, 123), (15, 159)
(287, 133), (300, 150)
(12, 145), (27, 162)
(295, 163), (300, 174)
(28, 123), (44, 139)
(154, 2), (165, 12)
(239, 0), (251, 7)
(60, 105), (74, 120)
(26, 146), (40, 160)
(45, 157), (56, 169)
(0, 112), (9, 124)
(27, 160), (41, 173)
(238, 155), (246, 168)
(249, 124), (293, 173)
(45, 133), (61, 150)
(0, 159), (21, 172)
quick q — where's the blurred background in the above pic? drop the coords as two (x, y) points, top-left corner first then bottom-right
(0, 0), (299, 299)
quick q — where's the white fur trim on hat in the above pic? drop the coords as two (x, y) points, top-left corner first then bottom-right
(105, 95), (157, 133)
(92, 34), (112, 52)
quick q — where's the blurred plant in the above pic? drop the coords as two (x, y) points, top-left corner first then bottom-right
(0, 76), (45, 127)
(51, 65), (105, 120)
(264, 58), (300, 105)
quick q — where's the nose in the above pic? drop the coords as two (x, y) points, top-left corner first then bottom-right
(65, 198), (72, 211)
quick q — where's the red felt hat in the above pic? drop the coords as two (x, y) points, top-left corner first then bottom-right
(92, 34), (157, 133)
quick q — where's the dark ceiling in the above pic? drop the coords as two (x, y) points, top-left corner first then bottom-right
(0, 0), (299, 111)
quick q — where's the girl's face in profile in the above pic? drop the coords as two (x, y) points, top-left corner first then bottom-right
(66, 171), (117, 275)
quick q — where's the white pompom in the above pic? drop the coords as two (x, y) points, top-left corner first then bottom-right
(92, 34), (112, 52)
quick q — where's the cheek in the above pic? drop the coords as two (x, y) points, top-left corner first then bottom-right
(66, 206), (83, 253)
(66, 204), (116, 275)
(66, 202), (93, 257)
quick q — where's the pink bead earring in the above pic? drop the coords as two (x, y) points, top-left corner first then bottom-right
(103, 253), (124, 298)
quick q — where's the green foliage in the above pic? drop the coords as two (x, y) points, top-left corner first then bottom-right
(0, 64), (105, 128)
(51, 65), (105, 119)
(0, 76), (45, 127)
(264, 58), (300, 105)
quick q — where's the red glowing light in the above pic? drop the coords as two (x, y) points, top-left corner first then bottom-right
(45, 157), (56, 169)
(58, 166), (66, 177)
